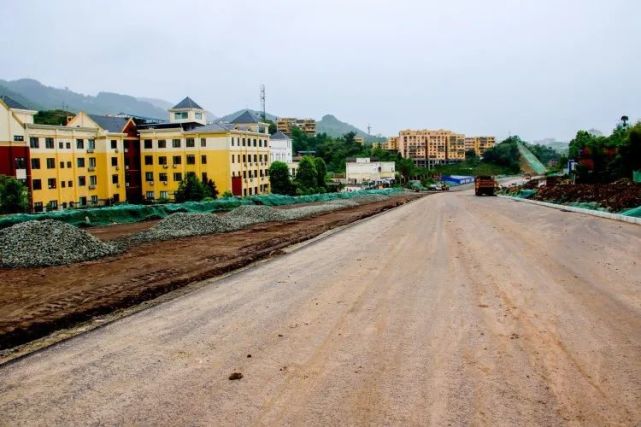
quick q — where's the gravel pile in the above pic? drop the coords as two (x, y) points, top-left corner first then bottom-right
(327, 199), (360, 207)
(0, 219), (118, 268)
(280, 204), (341, 220)
(352, 194), (390, 204)
(126, 213), (230, 245)
(224, 205), (289, 229)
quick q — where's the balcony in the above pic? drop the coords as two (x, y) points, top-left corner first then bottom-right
(89, 184), (96, 190)
(88, 167), (96, 172)
(87, 148), (95, 153)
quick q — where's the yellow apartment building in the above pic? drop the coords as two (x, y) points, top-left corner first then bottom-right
(464, 136), (496, 157)
(276, 117), (316, 136)
(26, 113), (128, 211)
(139, 102), (271, 200)
(396, 129), (466, 168)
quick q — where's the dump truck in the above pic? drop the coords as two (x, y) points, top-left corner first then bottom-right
(474, 176), (496, 196)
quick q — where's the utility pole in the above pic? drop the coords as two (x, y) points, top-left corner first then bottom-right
(260, 84), (266, 121)
(367, 124), (371, 135)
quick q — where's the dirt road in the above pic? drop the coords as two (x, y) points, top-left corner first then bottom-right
(1, 190), (640, 426)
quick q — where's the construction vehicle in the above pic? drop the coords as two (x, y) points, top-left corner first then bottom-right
(475, 176), (496, 196)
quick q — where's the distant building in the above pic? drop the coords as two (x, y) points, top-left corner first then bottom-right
(270, 131), (292, 163)
(354, 135), (365, 145)
(276, 117), (316, 136)
(270, 131), (298, 177)
(464, 136), (496, 157)
(386, 129), (495, 169)
(346, 157), (395, 184)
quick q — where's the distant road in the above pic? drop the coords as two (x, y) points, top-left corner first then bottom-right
(1, 190), (640, 425)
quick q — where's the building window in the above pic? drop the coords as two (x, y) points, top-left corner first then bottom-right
(201, 155), (207, 164)
(47, 178), (57, 189)
(90, 175), (97, 186)
(88, 139), (95, 150)
(46, 158), (55, 169)
(89, 157), (96, 169)
(173, 155), (182, 165)
(111, 157), (118, 166)
(77, 157), (85, 167)
(253, 139), (257, 147)
(174, 112), (187, 120)
(231, 137), (235, 146)
(159, 173), (168, 182)
(144, 139), (152, 149)
(45, 138), (54, 149)
(66, 142), (71, 149)
(145, 172), (153, 181)
(32, 179), (42, 190)
(31, 158), (40, 169)
(172, 139), (181, 148)
(112, 174), (118, 184)
(158, 156), (167, 165)
(186, 138), (195, 148)
(61, 181), (66, 188)
(242, 138), (246, 147)
(13, 135), (24, 142)
(30, 137), (40, 148)
(91, 195), (98, 204)
(201, 172), (207, 182)
(79, 197), (87, 206)
(78, 176), (86, 186)
(146, 191), (154, 200)
(76, 139), (84, 149)
(145, 155), (153, 165)
(68, 180), (73, 188)
(200, 138), (206, 147)
(186, 155), (195, 165)
(59, 142), (64, 149)
(173, 172), (182, 181)
(111, 140), (117, 149)
(195, 112), (202, 120)
(158, 139), (166, 148)
(59, 161), (65, 169)
(49, 200), (58, 210)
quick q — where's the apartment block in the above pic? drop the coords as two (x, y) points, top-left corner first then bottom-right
(464, 136), (496, 157)
(387, 129), (495, 169)
(346, 157), (395, 184)
(0, 95), (273, 211)
(276, 117), (316, 136)
(139, 104), (271, 200)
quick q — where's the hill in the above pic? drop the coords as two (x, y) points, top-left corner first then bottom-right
(0, 85), (41, 110)
(317, 114), (384, 143)
(0, 78), (169, 119)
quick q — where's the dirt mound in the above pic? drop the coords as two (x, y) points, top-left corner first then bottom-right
(533, 179), (641, 212)
(0, 220), (118, 268)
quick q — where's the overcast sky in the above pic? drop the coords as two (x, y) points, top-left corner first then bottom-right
(1, 0), (640, 141)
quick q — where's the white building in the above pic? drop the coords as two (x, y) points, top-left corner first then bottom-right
(346, 157), (396, 184)
(270, 131), (293, 163)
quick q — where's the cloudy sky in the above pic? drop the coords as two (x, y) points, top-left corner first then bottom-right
(1, 0), (640, 141)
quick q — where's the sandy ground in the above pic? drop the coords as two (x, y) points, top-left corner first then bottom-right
(1, 189), (640, 426)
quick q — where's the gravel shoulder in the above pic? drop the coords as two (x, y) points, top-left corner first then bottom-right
(0, 194), (421, 353)
(1, 190), (639, 425)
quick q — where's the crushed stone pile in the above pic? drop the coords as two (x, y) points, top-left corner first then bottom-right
(0, 219), (118, 268)
(326, 199), (360, 207)
(224, 205), (289, 228)
(352, 194), (390, 204)
(126, 213), (230, 245)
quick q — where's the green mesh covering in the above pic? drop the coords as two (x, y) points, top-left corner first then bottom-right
(620, 205), (641, 217)
(515, 189), (537, 199)
(517, 142), (547, 175)
(0, 188), (403, 229)
(633, 170), (641, 183)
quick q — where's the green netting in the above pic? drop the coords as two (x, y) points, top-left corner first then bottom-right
(566, 201), (609, 212)
(0, 188), (404, 229)
(620, 205), (641, 217)
(633, 170), (641, 183)
(517, 142), (547, 175)
(515, 189), (537, 199)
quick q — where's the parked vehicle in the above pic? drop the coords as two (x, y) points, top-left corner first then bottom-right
(474, 176), (496, 196)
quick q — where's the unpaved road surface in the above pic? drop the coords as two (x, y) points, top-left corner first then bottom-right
(1, 190), (641, 426)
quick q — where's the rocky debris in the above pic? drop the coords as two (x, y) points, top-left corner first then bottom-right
(228, 372), (243, 380)
(351, 194), (390, 204)
(327, 199), (360, 207)
(0, 220), (118, 268)
(224, 205), (288, 228)
(533, 179), (641, 212)
(124, 213), (230, 245)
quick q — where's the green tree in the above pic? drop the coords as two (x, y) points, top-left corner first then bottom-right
(465, 149), (478, 161)
(0, 175), (29, 213)
(269, 161), (294, 195)
(397, 158), (416, 184)
(174, 172), (207, 202)
(314, 157), (327, 188)
(295, 156), (318, 194)
(204, 179), (219, 199)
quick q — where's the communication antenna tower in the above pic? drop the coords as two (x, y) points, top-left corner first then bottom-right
(260, 84), (266, 121)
